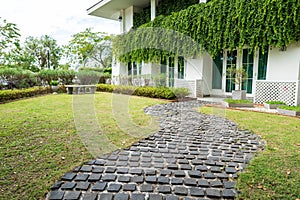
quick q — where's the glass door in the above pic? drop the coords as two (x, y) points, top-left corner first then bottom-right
(242, 49), (254, 93)
(225, 50), (237, 92)
(258, 47), (268, 80)
(212, 51), (223, 89)
(168, 57), (175, 87)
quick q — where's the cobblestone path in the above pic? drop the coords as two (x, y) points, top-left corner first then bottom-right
(47, 101), (264, 200)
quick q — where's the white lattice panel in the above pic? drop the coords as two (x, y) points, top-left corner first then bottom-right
(174, 79), (196, 97)
(255, 81), (298, 106)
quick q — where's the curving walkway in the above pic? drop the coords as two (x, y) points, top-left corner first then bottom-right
(46, 101), (264, 200)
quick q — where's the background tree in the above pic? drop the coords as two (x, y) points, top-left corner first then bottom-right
(0, 17), (21, 64)
(64, 28), (113, 69)
(23, 35), (62, 70)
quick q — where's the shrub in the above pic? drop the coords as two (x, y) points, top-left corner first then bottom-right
(278, 105), (300, 112)
(225, 98), (253, 104)
(96, 84), (191, 100)
(57, 70), (76, 85)
(0, 67), (38, 89)
(78, 67), (104, 73)
(0, 87), (51, 103)
(57, 85), (67, 93)
(96, 84), (115, 92)
(77, 70), (101, 85)
(38, 69), (59, 86)
(265, 100), (285, 105)
(78, 68), (111, 84)
(171, 87), (191, 99)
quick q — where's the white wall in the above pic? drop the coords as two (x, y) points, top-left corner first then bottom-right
(267, 44), (300, 81)
(112, 60), (120, 77)
(186, 56), (203, 80)
(142, 62), (152, 75)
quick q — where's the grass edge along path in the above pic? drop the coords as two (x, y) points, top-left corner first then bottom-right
(199, 106), (300, 200)
(0, 93), (167, 200)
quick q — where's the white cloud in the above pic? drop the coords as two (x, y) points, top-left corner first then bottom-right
(0, 0), (120, 45)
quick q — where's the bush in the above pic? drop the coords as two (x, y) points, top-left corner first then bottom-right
(78, 67), (104, 73)
(38, 69), (59, 86)
(57, 70), (76, 85)
(78, 68), (111, 84)
(265, 100), (285, 105)
(171, 87), (191, 99)
(57, 85), (67, 93)
(278, 105), (300, 112)
(225, 98), (253, 104)
(0, 67), (38, 89)
(96, 84), (115, 92)
(96, 84), (190, 100)
(0, 87), (51, 103)
(77, 70), (102, 85)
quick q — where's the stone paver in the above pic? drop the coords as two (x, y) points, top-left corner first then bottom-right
(46, 101), (264, 199)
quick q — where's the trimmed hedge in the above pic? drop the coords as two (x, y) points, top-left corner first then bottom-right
(0, 87), (51, 103)
(96, 84), (190, 100)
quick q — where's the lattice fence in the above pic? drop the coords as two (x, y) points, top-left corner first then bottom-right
(254, 81), (299, 106)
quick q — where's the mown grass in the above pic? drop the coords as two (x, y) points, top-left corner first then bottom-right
(0, 93), (166, 200)
(199, 107), (300, 200)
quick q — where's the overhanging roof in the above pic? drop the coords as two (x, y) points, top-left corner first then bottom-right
(87, 0), (150, 21)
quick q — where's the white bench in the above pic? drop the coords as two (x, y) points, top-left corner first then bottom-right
(65, 85), (96, 94)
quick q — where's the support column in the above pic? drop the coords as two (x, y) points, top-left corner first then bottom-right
(174, 57), (179, 80)
(166, 58), (170, 87)
(151, 0), (158, 21)
(120, 9), (125, 33)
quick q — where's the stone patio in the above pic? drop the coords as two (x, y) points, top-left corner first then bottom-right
(46, 101), (264, 200)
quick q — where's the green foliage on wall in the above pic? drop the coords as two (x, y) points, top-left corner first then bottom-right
(115, 0), (300, 63)
(133, 0), (199, 28)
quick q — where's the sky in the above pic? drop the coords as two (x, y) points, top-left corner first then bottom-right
(0, 0), (120, 45)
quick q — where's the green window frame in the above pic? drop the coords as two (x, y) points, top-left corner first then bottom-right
(178, 56), (185, 79)
(258, 47), (268, 80)
(212, 51), (223, 89)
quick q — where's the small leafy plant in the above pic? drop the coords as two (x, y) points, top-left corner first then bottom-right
(50, 80), (59, 86)
(226, 66), (248, 91)
(265, 100), (285, 105)
(278, 105), (300, 112)
(225, 98), (252, 104)
(171, 87), (190, 99)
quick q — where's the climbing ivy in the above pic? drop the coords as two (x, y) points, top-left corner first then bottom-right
(133, 0), (199, 28)
(115, 0), (300, 63)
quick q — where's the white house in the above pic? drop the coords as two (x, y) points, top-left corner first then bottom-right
(88, 0), (300, 106)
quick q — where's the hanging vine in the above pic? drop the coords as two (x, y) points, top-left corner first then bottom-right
(114, 0), (300, 63)
(133, 0), (199, 28)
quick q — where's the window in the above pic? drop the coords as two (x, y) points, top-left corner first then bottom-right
(258, 47), (268, 80)
(128, 62), (132, 76)
(161, 58), (167, 74)
(212, 51), (223, 89)
(138, 62), (142, 75)
(242, 49), (254, 93)
(225, 50), (237, 92)
(132, 62), (137, 75)
(169, 57), (175, 87)
(178, 56), (185, 79)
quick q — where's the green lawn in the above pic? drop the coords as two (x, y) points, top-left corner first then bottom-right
(199, 107), (300, 200)
(0, 93), (166, 200)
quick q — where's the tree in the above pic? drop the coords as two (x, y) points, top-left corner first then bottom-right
(23, 35), (62, 70)
(64, 28), (113, 68)
(0, 17), (21, 64)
